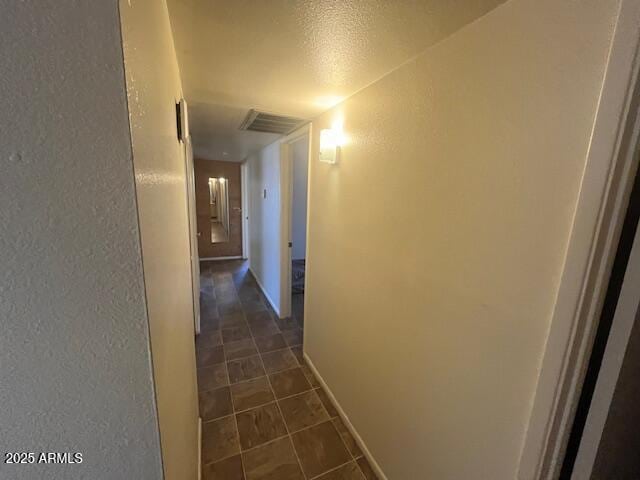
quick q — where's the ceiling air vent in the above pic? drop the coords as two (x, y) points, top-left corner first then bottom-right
(239, 109), (305, 135)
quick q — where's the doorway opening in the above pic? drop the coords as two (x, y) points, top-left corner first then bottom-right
(290, 135), (309, 324)
(194, 159), (244, 261)
(560, 156), (640, 478)
(280, 126), (311, 320)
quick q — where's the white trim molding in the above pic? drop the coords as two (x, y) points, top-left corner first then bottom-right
(199, 256), (243, 262)
(249, 266), (281, 317)
(572, 212), (640, 477)
(518, 2), (640, 478)
(197, 417), (202, 480)
(241, 161), (250, 260)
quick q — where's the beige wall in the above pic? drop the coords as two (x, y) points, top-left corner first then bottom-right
(119, 1), (199, 479)
(304, 0), (620, 478)
(247, 142), (284, 314)
(0, 2), (163, 478)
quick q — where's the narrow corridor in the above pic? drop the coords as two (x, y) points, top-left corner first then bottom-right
(196, 260), (377, 480)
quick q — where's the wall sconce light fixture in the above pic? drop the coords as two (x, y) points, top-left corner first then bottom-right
(319, 121), (345, 164)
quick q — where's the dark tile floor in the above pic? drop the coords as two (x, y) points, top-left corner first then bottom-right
(197, 260), (377, 480)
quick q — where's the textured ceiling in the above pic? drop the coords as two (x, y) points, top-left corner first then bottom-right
(167, 0), (506, 161)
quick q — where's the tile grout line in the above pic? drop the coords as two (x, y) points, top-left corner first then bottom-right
(199, 345), (303, 394)
(230, 386), (312, 415)
(233, 296), (279, 475)
(265, 314), (352, 479)
(200, 279), (247, 476)
(202, 264), (355, 479)
(298, 361), (369, 477)
(308, 458), (355, 480)
(251, 311), (309, 480)
(213, 295), (236, 474)
(301, 362), (371, 479)
(201, 399), (329, 432)
(218, 302), (231, 392)
(209, 336), (302, 368)
(285, 411), (335, 436)
(264, 366), (310, 480)
(198, 355), (316, 412)
(225, 284), (248, 480)
(306, 374), (364, 474)
(203, 432), (292, 467)
(285, 341), (363, 477)
(228, 397), (247, 475)
(228, 338), (302, 359)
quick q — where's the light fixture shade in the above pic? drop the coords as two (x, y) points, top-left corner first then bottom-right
(177, 98), (189, 142)
(319, 129), (338, 164)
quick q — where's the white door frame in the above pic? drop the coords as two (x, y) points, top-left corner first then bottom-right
(571, 207), (640, 478)
(184, 135), (201, 335)
(241, 161), (250, 260)
(279, 124), (312, 319)
(518, 2), (640, 478)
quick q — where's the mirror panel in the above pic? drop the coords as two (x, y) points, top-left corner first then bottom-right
(208, 177), (230, 243)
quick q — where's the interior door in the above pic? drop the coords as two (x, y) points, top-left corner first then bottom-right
(185, 136), (201, 334)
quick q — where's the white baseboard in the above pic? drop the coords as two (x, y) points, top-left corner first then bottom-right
(197, 417), (202, 480)
(303, 353), (388, 480)
(249, 266), (281, 317)
(199, 255), (243, 262)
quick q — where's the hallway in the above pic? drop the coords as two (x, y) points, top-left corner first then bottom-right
(4, 1), (637, 479)
(196, 260), (376, 480)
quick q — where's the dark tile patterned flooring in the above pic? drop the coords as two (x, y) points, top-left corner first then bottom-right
(197, 260), (377, 480)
